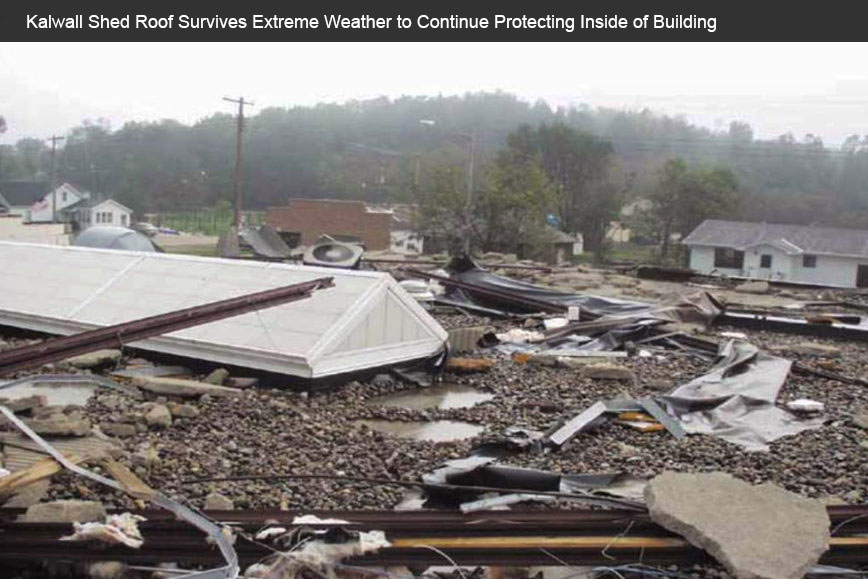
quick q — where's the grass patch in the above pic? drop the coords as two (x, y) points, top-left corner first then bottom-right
(161, 244), (217, 257)
(607, 243), (658, 263)
(152, 209), (265, 236)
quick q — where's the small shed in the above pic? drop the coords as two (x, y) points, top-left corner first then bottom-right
(0, 242), (448, 379)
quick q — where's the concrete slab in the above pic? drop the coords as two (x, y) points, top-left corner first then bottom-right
(646, 472), (830, 579)
(132, 376), (242, 398)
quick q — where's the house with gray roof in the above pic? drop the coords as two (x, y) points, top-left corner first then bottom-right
(683, 219), (868, 288)
(0, 180), (50, 216)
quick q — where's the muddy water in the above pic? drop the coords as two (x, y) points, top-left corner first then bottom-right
(355, 419), (483, 442)
(367, 383), (494, 411)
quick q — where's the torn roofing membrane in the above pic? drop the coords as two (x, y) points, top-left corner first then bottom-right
(0, 242), (448, 379)
(659, 340), (825, 451)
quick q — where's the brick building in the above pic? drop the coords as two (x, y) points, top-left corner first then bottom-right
(266, 199), (392, 250)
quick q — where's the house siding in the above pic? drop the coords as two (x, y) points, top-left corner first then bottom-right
(742, 244), (794, 281)
(86, 200), (132, 229)
(689, 246), (742, 277)
(30, 184), (84, 223)
(689, 245), (868, 288)
(790, 254), (868, 287)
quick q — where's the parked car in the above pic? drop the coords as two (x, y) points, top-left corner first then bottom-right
(134, 222), (159, 237)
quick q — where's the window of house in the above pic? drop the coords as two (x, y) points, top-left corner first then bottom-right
(121, 214), (127, 226)
(714, 247), (745, 269)
(803, 254), (817, 268)
(62, 191), (67, 202)
(106, 212), (113, 223)
(760, 254), (772, 268)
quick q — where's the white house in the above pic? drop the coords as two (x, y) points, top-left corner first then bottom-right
(65, 198), (133, 230)
(28, 182), (90, 223)
(683, 219), (868, 288)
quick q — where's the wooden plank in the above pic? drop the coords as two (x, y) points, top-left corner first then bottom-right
(0, 453), (85, 499)
(393, 535), (688, 549)
(101, 459), (155, 500)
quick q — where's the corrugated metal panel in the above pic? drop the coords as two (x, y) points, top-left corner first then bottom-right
(0, 242), (447, 378)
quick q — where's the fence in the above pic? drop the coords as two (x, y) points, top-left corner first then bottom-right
(149, 210), (265, 236)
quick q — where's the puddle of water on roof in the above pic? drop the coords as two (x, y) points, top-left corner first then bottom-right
(367, 383), (494, 411)
(355, 419), (483, 442)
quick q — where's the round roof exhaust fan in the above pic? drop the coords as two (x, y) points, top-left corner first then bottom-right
(303, 241), (364, 269)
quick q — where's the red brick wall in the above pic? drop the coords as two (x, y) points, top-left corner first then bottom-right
(266, 199), (391, 250)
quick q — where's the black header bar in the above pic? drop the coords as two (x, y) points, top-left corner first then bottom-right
(2, 3), (865, 42)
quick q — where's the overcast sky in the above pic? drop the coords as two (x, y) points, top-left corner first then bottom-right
(2, 42), (867, 145)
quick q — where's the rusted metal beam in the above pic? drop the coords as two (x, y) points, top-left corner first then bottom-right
(230, 254), (553, 272)
(0, 277), (334, 376)
(1, 506), (867, 567)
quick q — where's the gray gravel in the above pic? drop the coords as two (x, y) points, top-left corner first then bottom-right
(5, 316), (865, 513)
(3, 295), (868, 578)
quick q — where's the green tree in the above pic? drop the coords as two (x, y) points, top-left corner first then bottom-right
(4, 91), (868, 231)
(14, 138), (48, 178)
(500, 123), (618, 255)
(414, 163), (469, 254)
(651, 159), (740, 261)
(480, 147), (556, 254)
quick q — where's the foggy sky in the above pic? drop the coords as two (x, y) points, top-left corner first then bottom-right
(1, 42), (867, 145)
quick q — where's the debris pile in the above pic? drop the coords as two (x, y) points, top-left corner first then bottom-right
(1, 253), (868, 576)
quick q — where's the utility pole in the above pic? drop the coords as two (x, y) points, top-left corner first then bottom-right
(463, 130), (476, 255)
(47, 135), (65, 223)
(223, 96), (253, 229)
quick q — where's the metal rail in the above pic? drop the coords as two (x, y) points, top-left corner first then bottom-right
(1, 506), (867, 567)
(0, 277), (334, 376)
(229, 254), (553, 272)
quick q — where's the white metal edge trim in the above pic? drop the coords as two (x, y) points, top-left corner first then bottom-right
(311, 338), (444, 378)
(0, 240), (387, 280)
(0, 309), (313, 379)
